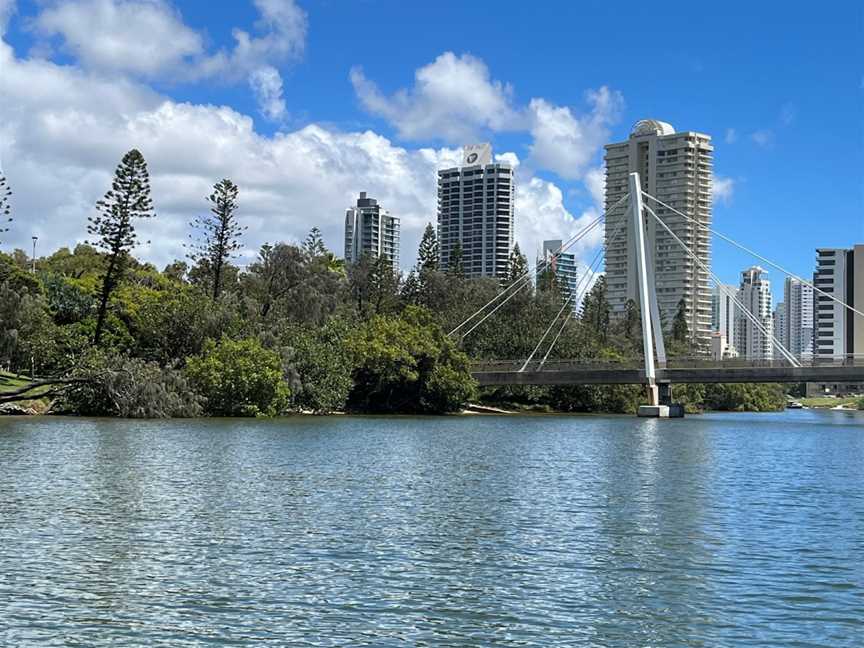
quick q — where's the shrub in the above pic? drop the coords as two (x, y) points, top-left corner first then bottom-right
(345, 305), (476, 414)
(185, 337), (291, 416)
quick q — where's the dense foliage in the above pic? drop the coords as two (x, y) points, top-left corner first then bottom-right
(185, 338), (293, 417)
(346, 306), (475, 414)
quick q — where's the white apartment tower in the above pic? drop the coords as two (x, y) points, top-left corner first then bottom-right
(813, 246), (864, 359)
(710, 283), (739, 359)
(604, 119), (713, 347)
(438, 144), (514, 279)
(736, 266), (774, 360)
(783, 277), (814, 358)
(344, 192), (400, 270)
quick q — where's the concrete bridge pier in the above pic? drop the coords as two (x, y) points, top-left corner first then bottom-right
(637, 383), (684, 417)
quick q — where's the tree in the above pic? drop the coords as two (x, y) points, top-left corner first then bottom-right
(187, 179), (244, 301)
(0, 175), (11, 244)
(345, 305), (476, 413)
(579, 275), (610, 347)
(88, 149), (154, 345)
(417, 223), (439, 273)
(667, 297), (692, 357)
(505, 243), (529, 287)
(163, 260), (188, 283)
(282, 320), (354, 413)
(303, 227), (327, 259)
(447, 241), (464, 277)
(348, 253), (399, 318)
(59, 350), (202, 418)
(185, 337), (292, 416)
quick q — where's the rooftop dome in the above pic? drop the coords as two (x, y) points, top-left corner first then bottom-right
(630, 119), (675, 138)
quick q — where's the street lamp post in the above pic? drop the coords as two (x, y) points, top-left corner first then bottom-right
(31, 236), (38, 274)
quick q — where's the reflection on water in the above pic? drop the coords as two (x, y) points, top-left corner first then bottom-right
(0, 411), (862, 646)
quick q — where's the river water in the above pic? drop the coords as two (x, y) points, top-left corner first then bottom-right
(0, 411), (862, 647)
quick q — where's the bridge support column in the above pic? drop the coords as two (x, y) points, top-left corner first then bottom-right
(630, 172), (683, 418)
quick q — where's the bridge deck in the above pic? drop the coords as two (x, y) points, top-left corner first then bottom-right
(472, 362), (864, 386)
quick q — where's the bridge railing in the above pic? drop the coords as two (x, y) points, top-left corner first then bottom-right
(471, 355), (864, 374)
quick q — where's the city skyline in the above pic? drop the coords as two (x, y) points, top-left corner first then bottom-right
(0, 1), (861, 296)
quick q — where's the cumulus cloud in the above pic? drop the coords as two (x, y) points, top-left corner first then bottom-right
(0, 39), (475, 270)
(712, 174), (735, 205)
(32, 0), (306, 82)
(350, 52), (522, 142)
(249, 65), (287, 121)
(515, 174), (603, 269)
(0, 29), (604, 275)
(527, 87), (622, 180)
(33, 0), (204, 78)
(724, 128), (737, 144)
(351, 51), (622, 186)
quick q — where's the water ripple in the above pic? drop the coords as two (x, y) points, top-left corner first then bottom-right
(0, 410), (862, 646)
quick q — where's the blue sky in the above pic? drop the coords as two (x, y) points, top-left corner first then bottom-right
(0, 0), (862, 293)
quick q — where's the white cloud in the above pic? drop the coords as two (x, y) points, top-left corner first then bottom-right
(33, 0), (204, 78)
(751, 129), (774, 147)
(515, 173), (603, 270)
(712, 174), (735, 205)
(724, 128), (737, 144)
(1, 33), (604, 276)
(527, 87), (622, 180)
(249, 65), (287, 121)
(350, 52), (522, 143)
(33, 0), (306, 82)
(351, 51), (622, 187)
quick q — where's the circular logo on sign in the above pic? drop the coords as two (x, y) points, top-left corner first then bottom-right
(466, 152), (478, 164)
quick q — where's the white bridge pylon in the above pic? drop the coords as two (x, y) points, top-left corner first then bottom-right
(628, 172), (666, 406)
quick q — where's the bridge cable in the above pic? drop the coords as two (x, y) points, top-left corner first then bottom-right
(450, 195), (630, 338)
(523, 215), (627, 372)
(449, 213), (604, 337)
(641, 191), (864, 320)
(643, 204), (800, 367)
(536, 217), (629, 371)
(448, 194), (628, 337)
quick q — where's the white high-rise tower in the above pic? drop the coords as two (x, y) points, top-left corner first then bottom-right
(604, 119), (713, 347)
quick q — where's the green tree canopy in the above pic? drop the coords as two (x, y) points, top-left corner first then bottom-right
(185, 337), (292, 416)
(345, 305), (476, 413)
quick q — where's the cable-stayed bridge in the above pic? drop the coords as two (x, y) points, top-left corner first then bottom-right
(451, 173), (864, 416)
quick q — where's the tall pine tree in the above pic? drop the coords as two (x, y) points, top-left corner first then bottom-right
(447, 241), (464, 277)
(417, 223), (439, 273)
(0, 175), (11, 244)
(187, 179), (244, 300)
(89, 149), (154, 345)
(303, 226), (327, 259)
(504, 243), (529, 287)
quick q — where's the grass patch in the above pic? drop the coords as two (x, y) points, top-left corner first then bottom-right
(798, 396), (860, 409)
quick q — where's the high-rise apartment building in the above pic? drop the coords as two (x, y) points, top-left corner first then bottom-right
(735, 266), (774, 360)
(773, 302), (787, 349)
(813, 245), (864, 359)
(438, 144), (514, 279)
(783, 277), (814, 358)
(537, 240), (580, 313)
(344, 192), (400, 270)
(604, 119), (713, 347)
(710, 283), (739, 359)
